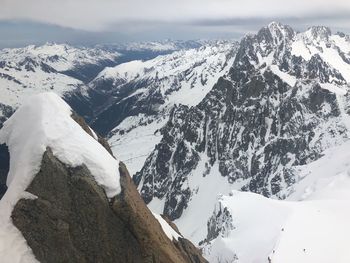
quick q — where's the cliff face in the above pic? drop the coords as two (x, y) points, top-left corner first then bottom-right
(0, 144), (9, 198)
(7, 101), (206, 263)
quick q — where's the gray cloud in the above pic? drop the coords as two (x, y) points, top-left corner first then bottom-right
(0, 0), (350, 48)
(1, 0), (350, 31)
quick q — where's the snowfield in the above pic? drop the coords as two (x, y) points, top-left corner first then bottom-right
(204, 139), (350, 263)
(0, 93), (121, 263)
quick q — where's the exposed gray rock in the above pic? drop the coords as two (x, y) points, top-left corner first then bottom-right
(11, 147), (207, 263)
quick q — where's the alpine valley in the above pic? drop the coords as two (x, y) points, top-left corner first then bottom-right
(1, 22), (350, 263)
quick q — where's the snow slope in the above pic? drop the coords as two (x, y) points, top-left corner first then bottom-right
(203, 139), (350, 263)
(171, 155), (247, 244)
(0, 93), (121, 262)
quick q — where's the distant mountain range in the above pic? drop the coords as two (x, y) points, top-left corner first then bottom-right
(0, 40), (212, 128)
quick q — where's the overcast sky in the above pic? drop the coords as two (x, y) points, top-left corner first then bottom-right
(1, 0), (350, 48)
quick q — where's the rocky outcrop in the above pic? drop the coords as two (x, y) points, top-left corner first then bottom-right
(201, 200), (235, 245)
(115, 162), (206, 263)
(10, 118), (206, 262)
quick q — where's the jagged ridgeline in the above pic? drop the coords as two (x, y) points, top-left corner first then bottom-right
(134, 22), (350, 225)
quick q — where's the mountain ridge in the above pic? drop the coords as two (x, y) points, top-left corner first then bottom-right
(132, 23), (350, 255)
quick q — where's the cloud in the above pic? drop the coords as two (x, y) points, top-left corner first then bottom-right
(1, 0), (350, 31)
(0, 0), (350, 48)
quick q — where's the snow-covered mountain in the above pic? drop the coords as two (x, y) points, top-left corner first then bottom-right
(0, 40), (224, 130)
(131, 22), (350, 260)
(0, 43), (120, 80)
(0, 43), (124, 130)
(89, 41), (238, 174)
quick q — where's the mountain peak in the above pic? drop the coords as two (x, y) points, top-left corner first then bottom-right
(306, 26), (332, 40)
(267, 21), (284, 29)
(267, 21), (295, 40)
(253, 21), (295, 46)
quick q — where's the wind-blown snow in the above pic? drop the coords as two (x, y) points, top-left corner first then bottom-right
(0, 92), (121, 262)
(1, 92), (121, 200)
(152, 213), (182, 241)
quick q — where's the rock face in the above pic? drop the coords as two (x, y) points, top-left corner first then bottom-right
(0, 144), (9, 199)
(10, 113), (206, 262)
(134, 22), (350, 222)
